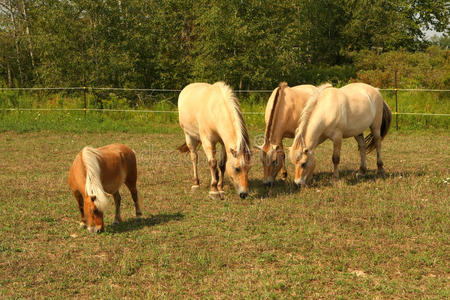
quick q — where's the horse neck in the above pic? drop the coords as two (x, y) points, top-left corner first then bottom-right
(267, 93), (292, 146)
(215, 117), (240, 151)
(302, 118), (322, 151)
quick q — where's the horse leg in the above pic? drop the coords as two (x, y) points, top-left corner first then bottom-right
(217, 143), (227, 198)
(355, 134), (367, 177)
(202, 139), (221, 200)
(373, 129), (385, 176)
(125, 181), (143, 219)
(73, 190), (86, 228)
(113, 191), (122, 224)
(186, 135), (200, 189)
(331, 134), (342, 180)
(280, 142), (288, 181)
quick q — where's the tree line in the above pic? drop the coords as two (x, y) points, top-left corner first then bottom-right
(1, 0), (448, 90)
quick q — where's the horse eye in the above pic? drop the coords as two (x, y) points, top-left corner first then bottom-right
(235, 167), (241, 173)
(301, 162), (307, 168)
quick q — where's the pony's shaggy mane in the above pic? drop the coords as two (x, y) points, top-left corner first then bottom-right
(215, 82), (250, 155)
(293, 83), (332, 147)
(264, 82), (287, 145)
(82, 146), (109, 213)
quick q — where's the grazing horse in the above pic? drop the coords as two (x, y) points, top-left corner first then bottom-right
(68, 144), (142, 233)
(177, 82), (251, 199)
(254, 82), (330, 186)
(288, 82), (392, 187)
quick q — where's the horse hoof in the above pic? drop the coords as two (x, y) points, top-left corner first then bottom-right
(191, 185), (200, 190)
(209, 191), (221, 200)
(219, 191), (225, 199)
(377, 169), (386, 177)
(135, 214), (143, 220)
(113, 219), (121, 225)
(355, 172), (365, 179)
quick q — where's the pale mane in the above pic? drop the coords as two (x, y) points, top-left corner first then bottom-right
(215, 82), (250, 153)
(293, 83), (332, 147)
(265, 82), (287, 144)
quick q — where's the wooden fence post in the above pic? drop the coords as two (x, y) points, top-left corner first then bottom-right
(395, 71), (398, 130)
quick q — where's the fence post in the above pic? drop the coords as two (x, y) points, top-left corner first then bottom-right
(394, 71), (398, 130)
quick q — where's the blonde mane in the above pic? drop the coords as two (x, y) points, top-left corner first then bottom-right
(293, 83), (332, 147)
(265, 82), (287, 145)
(82, 146), (109, 212)
(215, 82), (250, 154)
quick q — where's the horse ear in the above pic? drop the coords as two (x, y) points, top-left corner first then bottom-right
(229, 148), (238, 158)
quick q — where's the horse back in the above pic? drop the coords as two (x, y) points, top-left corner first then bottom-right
(98, 144), (137, 189)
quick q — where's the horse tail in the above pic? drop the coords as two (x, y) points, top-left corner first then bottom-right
(177, 143), (190, 153)
(82, 146), (109, 212)
(365, 101), (392, 153)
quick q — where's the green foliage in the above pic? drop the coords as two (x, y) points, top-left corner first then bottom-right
(1, 0), (449, 89)
(353, 46), (450, 88)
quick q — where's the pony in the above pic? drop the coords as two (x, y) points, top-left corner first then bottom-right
(288, 82), (392, 187)
(68, 144), (142, 233)
(177, 82), (251, 199)
(254, 82), (330, 186)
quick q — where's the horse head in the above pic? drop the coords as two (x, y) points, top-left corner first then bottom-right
(254, 143), (285, 186)
(227, 147), (251, 199)
(288, 138), (315, 188)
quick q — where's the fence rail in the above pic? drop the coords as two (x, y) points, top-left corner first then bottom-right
(1, 86), (449, 130)
(1, 87), (450, 93)
(2, 107), (450, 117)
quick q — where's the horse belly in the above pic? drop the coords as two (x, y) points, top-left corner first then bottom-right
(342, 101), (375, 138)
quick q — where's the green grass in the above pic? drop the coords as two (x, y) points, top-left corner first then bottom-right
(0, 130), (448, 298)
(1, 89), (449, 133)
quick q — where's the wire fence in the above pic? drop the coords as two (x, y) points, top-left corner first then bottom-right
(1, 86), (449, 130)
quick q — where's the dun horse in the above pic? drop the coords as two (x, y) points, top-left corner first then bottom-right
(255, 82), (330, 186)
(289, 82), (392, 187)
(177, 82), (251, 199)
(68, 144), (142, 233)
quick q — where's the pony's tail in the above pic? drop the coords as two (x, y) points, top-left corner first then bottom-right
(82, 146), (110, 213)
(365, 101), (392, 153)
(177, 143), (189, 153)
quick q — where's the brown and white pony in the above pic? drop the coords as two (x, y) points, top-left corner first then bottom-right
(68, 144), (142, 233)
(255, 82), (329, 186)
(177, 82), (251, 199)
(289, 82), (392, 187)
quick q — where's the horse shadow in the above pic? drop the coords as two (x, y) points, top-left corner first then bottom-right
(249, 169), (424, 197)
(106, 212), (184, 233)
(249, 178), (297, 198)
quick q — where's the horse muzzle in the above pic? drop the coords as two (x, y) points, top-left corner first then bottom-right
(239, 192), (248, 199)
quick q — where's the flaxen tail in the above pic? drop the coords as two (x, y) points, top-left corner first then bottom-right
(365, 101), (392, 153)
(82, 146), (109, 212)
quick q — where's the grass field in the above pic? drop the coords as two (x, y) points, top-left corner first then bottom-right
(0, 129), (448, 298)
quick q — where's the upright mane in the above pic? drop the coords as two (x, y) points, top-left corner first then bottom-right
(265, 82), (287, 145)
(293, 83), (332, 147)
(215, 82), (250, 154)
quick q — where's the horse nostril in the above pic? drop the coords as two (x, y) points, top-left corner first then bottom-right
(239, 192), (248, 199)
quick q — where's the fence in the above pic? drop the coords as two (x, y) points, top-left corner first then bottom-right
(1, 86), (449, 130)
